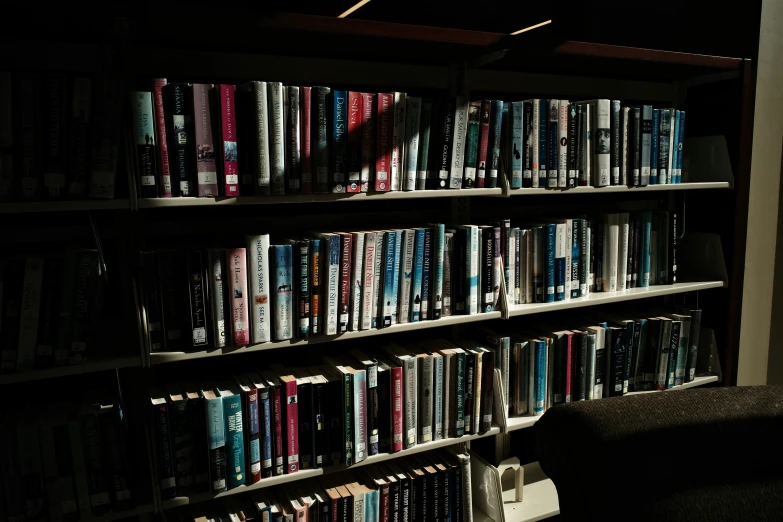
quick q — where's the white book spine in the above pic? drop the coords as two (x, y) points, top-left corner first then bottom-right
(247, 235), (271, 343)
(404, 357), (418, 448)
(361, 232), (376, 330)
(595, 99), (611, 186)
(403, 97), (421, 191)
(326, 236), (339, 335)
(564, 220), (572, 300)
(353, 373), (367, 463)
(531, 100), (540, 187)
(449, 96), (469, 189)
(509, 231), (516, 305)
(256, 81), (271, 189)
(433, 355), (444, 441)
(398, 230), (415, 324)
(621, 107), (629, 185)
(555, 223), (566, 298)
(16, 256), (44, 371)
(469, 226), (479, 315)
(584, 225), (592, 297)
(268, 82), (286, 195)
(525, 231), (533, 304)
(391, 92), (407, 191)
(618, 213), (630, 291)
(418, 355), (434, 443)
(371, 233), (383, 329)
(351, 233), (365, 332)
(558, 100), (569, 187)
(390, 231), (402, 324)
(473, 352), (482, 431)
(602, 215), (619, 291)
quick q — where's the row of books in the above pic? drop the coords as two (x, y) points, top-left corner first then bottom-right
(507, 210), (677, 306)
(134, 81), (503, 199)
(0, 395), (137, 522)
(0, 71), (121, 202)
(500, 306), (703, 418)
(185, 451), (473, 522)
(502, 100), (686, 189)
(142, 223), (501, 353)
(151, 340), (498, 497)
(0, 251), (105, 374)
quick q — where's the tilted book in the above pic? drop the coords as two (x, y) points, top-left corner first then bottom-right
(151, 78), (172, 196)
(192, 83), (218, 196)
(271, 244), (294, 341)
(228, 248), (249, 346)
(247, 235), (271, 344)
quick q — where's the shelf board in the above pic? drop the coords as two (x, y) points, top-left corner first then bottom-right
(504, 374), (719, 433)
(137, 188), (504, 208)
(554, 41), (741, 70)
(163, 427), (500, 510)
(151, 311), (503, 365)
(501, 462), (560, 522)
(507, 281), (724, 318)
(0, 199), (130, 214)
(507, 181), (730, 196)
(0, 356), (143, 386)
(82, 503), (154, 522)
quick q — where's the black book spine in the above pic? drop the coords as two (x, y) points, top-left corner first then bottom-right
(158, 251), (185, 352)
(141, 252), (164, 354)
(390, 479), (401, 522)
(481, 228), (493, 313)
(626, 216), (636, 289)
(553, 336), (565, 404)
(521, 101), (532, 188)
(165, 83), (195, 196)
(567, 102), (577, 188)
(100, 408), (135, 512)
(576, 333), (587, 401)
(235, 83), (254, 195)
(480, 350), (494, 433)
(686, 309), (702, 382)
(441, 466), (450, 522)
(464, 353), (475, 434)
(594, 337), (605, 397)
(623, 324), (635, 394)
(186, 395), (210, 490)
(81, 411), (111, 516)
(153, 401), (177, 500)
(452, 463), (462, 522)
(667, 322), (681, 389)
(594, 220), (604, 292)
(632, 107), (641, 186)
(644, 319), (661, 391)
(43, 73), (68, 199)
(34, 256), (59, 369)
(168, 398), (194, 495)
(412, 474), (424, 522)
(342, 496), (352, 522)
(313, 86), (331, 194)
(603, 328), (613, 398)
(16, 73), (43, 200)
(630, 321), (643, 391)
(428, 470), (438, 520)
(454, 228), (467, 315)
(488, 100), (502, 189)
(378, 369), (392, 453)
(312, 380), (328, 468)
(297, 381), (314, 469)
(611, 100), (621, 185)
(186, 251), (209, 348)
(327, 378), (344, 466)
(400, 477), (411, 522)
(436, 99), (455, 189)
(297, 240), (310, 338)
(367, 364), (380, 456)
(287, 86), (301, 194)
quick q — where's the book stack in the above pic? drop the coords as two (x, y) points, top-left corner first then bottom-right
(486, 306), (704, 419)
(0, 394), (137, 521)
(0, 71), (122, 201)
(1, 250), (107, 374)
(151, 340), (499, 496)
(133, 80), (506, 198)
(501, 99), (686, 188)
(141, 223), (506, 353)
(186, 449), (473, 522)
(497, 211), (678, 307)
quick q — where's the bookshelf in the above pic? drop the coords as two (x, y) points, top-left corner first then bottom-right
(0, 199), (132, 214)
(0, 356), (142, 386)
(473, 462), (560, 522)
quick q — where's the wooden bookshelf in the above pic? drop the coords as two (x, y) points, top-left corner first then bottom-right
(0, 356), (142, 386)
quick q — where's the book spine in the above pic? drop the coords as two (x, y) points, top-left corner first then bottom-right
(151, 78), (172, 197)
(631, 107), (641, 186)
(381, 232), (396, 327)
(371, 233), (384, 328)
(522, 101), (534, 187)
(404, 97), (422, 191)
(391, 231), (403, 324)
(675, 317), (691, 385)
(454, 229), (467, 314)
(640, 105), (652, 186)
(464, 353), (475, 432)
(470, 226), (480, 314)
(463, 101), (480, 188)
(480, 350), (494, 432)
(618, 214), (629, 291)
(557, 100), (568, 187)
(544, 224), (556, 303)
(206, 396), (227, 492)
(418, 356), (434, 443)
(443, 232), (454, 316)
(650, 108), (659, 185)
(676, 111), (686, 183)
(416, 98), (433, 191)
(300, 86), (312, 194)
(390, 92), (407, 191)
(217, 85), (239, 196)
(437, 99), (455, 189)
(686, 310), (702, 382)
(667, 322), (681, 389)
(430, 225), (445, 320)
(272, 245), (294, 340)
(228, 248), (250, 346)
(434, 355), (444, 440)
(391, 366), (404, 452)
(509, 101), (523, 189)
(314, 86), (332, 193)
(259, 387), (273, 477)
(404, 358), (418, 448)
(131, 91), (158, 197)
(166, 83), (195, 196)
(15, 256), (43, 371)
(297, 241), (310, 337)
(594, 99), (610, 187)
(353, 371), (368, 463)
(152, 399), (177, 498)
(350, 233), (364, 331)
(361, 233), (377, 330)
(621, 107), (629, 185)
(547, 100), (558, 187)
(571, 219), (581, 298)
(247, 235), (271, 344)
(332, 90), (348, 193)
(554, 223), (566, 301)
(341, 372), (354, 466)
(268, 82), (286, 195)
(327, 236), (340, 335)
(283, 380), (299, 473)
(449, 96), (469, 189)
(365, 365), (379, 457)
(640, 212), (652, 287)
(476, 100), (490, 188)
(481, 229), (494, 312)
(454, 352), (466, 436)
(398, 230), (414, 324)
(347, 91), (363, 193)
(488, 100), (503, 188)
(15, 74), (42, 199)
(186, 251), (209, 349)
(411, 230), (426, 322)
(567, 102), (577, 187)
(310, 239), (322, 336)
(271, 385), (284, 475)
(611, 100), (621, 185)
(421, 228), (433, 320)
(375, 93), (393, 192)
(361, 93), (375, 192)
(287, 86), (301, 194)
(338, 234), (353, 332)
(192, 83), (219, 196)
(658, 109), (671, 184)
(222, 393), (246, 489)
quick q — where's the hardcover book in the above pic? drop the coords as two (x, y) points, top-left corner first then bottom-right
(228, 248), (250, 346)
(476, 100), (491, 187)
(268, 82), (286, 195)
(131, 91), (158, 197)
(436, 99), (455, 190)
(375, 93), (393, 192)
(214, 85), (239, 196)
(347, 91), (363, 193)
(202, 387), (227, 492)
(650, 108), (660, 185)
(547, 100), (558, 188)
(313, 86), (332, 193)
(416, 98), (433, 191)
(350, 232), (365, 331)
(558, 100), (569, 187)
(271, 244), (294, 341)
(151, 78), (172, 197)
(296, 240), (310, 337)
(463, 101), (480, 188)
(510, 101), (523, 189)
(186, 251), (209, 348)
(611, 100), (621, 185)
(286, 86), (301, 194)
(411, 229), (426, 322)
(310, 238), (322, 336)
(192, 83), (219, 196)
(218, 384), (246, 489)
(247, 235), (271, 344)
(640, 105), (652, 186)
(488, 100), (503, 188)
(404, 97), (421, 191)
(338, 233), (353, 332)
(164, 83), (195, 196)
(391, 92), (407, 191)
(450, 96), (469, 189)
(361, 93), (375, 192)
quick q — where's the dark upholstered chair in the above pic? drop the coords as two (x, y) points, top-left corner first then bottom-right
(535, 386), (783, 522)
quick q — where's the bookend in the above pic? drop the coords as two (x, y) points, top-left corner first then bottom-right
(678, 232), (729, 285)
(683, 135), (735, 185)
(469, 448), (506, 522)
(696, 327), (723, 381)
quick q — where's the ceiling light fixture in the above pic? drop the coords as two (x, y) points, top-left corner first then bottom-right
(510, 19), (552, 35)
(338, 0), (371, 18)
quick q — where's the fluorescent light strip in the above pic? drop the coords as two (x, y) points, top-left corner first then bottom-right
(338, 0), (371, 18)
(510, 19), (552, 35)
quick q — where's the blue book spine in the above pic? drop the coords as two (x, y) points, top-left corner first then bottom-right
(547, 100), (558, 187)
(271, 244), (293, 340)
(468, 226), (479, 314)
(640, 212), (652, 287)
(390, 231), (403, 324)
(651, 109), (660, 185)
(222, 393), (245, 489)
(534, 340), (547, 415)
(676, 111), (685, 183)
(248, 392), (261, 481)
(571, 218), (581, 299)
(332, 90), (347, 192)
(259, 388), (273, 477)
(432, 224), (445, 320)
(671, 110), (681, 185)
(510, 102), (523, 188)
(206, 395), (227, 492)
(365, 489), (379, 522)
(502, 102), (510, 185)
(382, 232), (397, 327)
(327, 236), (340, 335)
(539, 99), (548, 186)
(421, 228), (432, 320)
(544, 224), (556, 303)
(411, 229), (425, 322)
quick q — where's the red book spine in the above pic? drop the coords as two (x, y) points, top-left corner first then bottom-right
(218, 84), (239, 196)
(151, 78), (172, 197)
(380, 483), (390, 522)
(477, 100), (491, 188)
(300, 86), (312, 195)
(272, 385), (284, 475)
(375, 93), (393, 192)
(338, 233), (353, 333)
(361, 94), (375, 193)
(391, 366), (403, 453)
(283, 378), (299, 474)
(565, 333), (573, 402)
(346, 92), (363, 193)
(331, 497), (339, 522)
(228, 248), (249, 346)
(247, 386), (261, 483)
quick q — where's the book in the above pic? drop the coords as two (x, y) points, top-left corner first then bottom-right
(300, 86), (312, 194)
(603, 214), (619, 292)
(286, 86), (301, 194)
(362, 233), (378, 330)
(670, 313), (691, 386)
(558, 100), (568, 187)
(218, 383), (246, 489)
(640, 105), (652, 186)
(361, 93), (375, 193)
(547, 99), (558, 188)
(488, 100), (503, 188)
(676, 111), (686, 183)
(15, 256), (43, 371)
(631, 106), (641, 186)
(350, 233), (365, 331)
(16, 73), (42, 200)
(271, 244), (294, 341)
(522, 101), (534, 187)
(375, 93), (393, 192)
(310, 238), (322, 336)
(415, 98), (433, 191)
(681, 307), (702, 382)
(658, 108), (671, 185)
(435, 98), (455, 190)
(131, 91), (158, 198)
(404, 96), (421, 191)
(248, 373), (274, 478)
(214, 85), (239, 196)
(570, 219), (581, 299)
(164, 83), (195, 196)
(268, 82), (286, 195)
(247, 235), (271, 344)
(151, 393), (177, 499)
(332, 90), (348, 193)
(296, 240), (311, 337)
(338, 234), (354, 332)
(322, 233), (340, 335)
(192, 83), (219, 196)
(202, 387), (227, 492)
(610, 100), (621, 185)
(510, 101), (523, 189)
(151, 78), (172, 196)
(313, 86), (332, 193)
(567, 101), (578, 187)
(618, 213), (630, 291)
(621, 107), (630, 185)
(476, 100), (491, 188)
(347, 91), (363, 193)
(186, 251), (209, 349)
(650, 108), (659, 185)
(278, 375), (300, 473)
(463, 101), (480, 188)
(228, 248), (250, 346)
(398, 230), (415, 324)
(450, 96), (469, 189)
(411, 229), (426, 322)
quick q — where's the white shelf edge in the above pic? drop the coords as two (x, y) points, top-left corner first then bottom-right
(507, 281), (724, 317)
(505, 374), (719, 433)
(138, 188), (504, 208)
(507, 181), (730, 196)
(0, 356), (143, 386)
(151, 311), (502, 365)
(0, 199), (131, 214)
(163, 428), (500, 510)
